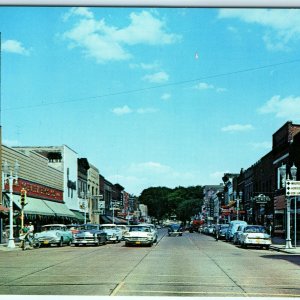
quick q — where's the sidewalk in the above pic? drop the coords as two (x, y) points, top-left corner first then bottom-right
(0, 241), (22, 251)
(270, 236), (300, 254)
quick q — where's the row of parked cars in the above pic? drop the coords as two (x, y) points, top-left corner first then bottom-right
(31, 223), (159, 248)
(202, 220), (272, 250)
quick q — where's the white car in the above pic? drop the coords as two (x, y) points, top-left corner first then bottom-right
(233, 224), (247, 245)
(116, 225), (129, 240)
(239, 225), (272, 250)
(124, 225), (156, 247)
(143, 223), (158, 242)
(34, 224), (73, 247)
(99, 224), (123, 243)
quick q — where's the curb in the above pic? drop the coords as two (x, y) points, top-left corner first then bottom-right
(270, 245), (300, 254)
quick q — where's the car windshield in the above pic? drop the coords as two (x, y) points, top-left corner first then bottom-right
(42, 226), (64, 231)
(129, 226), (150, 232)
(245, 226), (267, 233)
(100, 225), (116, 230)
(170, 224), (181, 230)
(78, 224), (98, 230)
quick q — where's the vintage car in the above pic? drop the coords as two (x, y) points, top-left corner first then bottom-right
(233, 224), (247, 245)
(34, 224), (73, 247)
(139, 223), (158, 242)
(71, 224), (107, 246)
(239, 225), (272, 250)
(217, 224), (229, 240)
(124, 225), (156, 246)
(168, 223), (183, 236)
(99, 224), (123, 243)
(116, 225), (129, 240)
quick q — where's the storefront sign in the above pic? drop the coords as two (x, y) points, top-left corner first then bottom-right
(5, 179), (63, 202)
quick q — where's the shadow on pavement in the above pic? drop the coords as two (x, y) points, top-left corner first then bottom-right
(261, 254), (300, 267)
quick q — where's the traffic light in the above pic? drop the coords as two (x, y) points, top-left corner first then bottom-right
(20, 189), (27, 207)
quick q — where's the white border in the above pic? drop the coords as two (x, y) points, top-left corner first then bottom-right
(0, 0), (298, 7)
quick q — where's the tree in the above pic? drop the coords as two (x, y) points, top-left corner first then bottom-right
(139, 185), (204, 223)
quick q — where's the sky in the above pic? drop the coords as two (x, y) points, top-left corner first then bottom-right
(1, 7), (300, 196)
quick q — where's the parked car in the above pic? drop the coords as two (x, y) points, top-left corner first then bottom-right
(168, 223), (183, 236)
(239, 225), (272, 249)
(34, 224), (73, 247)
(204, 225), (214, 235)
(99, 224), (123, 243)
(72, 224), (107, 246)
(124, 225), (156, 247)
(215, 224), (229, 240)
(144, 223), (158, 242)
(225, 220), (248, 242)
(115, 225), (129, 240)
(233, 224), (247, 245)
(66, 224), (81, 235)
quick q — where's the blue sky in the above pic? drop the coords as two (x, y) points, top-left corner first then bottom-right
(1, 7), (300, 195)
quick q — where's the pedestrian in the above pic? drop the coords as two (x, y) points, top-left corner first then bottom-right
(20, 224), (30, 250)
(28, 222), (34, 233)
(215, 227), (219, 241)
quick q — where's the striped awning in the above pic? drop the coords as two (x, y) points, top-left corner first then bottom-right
(43, 201), (76, 218)
(24, 198), (56, 216)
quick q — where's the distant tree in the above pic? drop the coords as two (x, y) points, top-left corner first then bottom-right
(139, 185), (204, 223)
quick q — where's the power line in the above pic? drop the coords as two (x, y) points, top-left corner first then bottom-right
(3, 57), (300, 112)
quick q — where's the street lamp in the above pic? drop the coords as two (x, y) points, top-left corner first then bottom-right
(290, 164), (298, 248)
(2, 160), (19, 249)
(279, 163), (297, 249)
(80, 191), (90, 224)
(234, 191), (243, 221)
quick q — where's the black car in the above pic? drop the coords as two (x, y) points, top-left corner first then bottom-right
(168, 224), (183, 236)
(71, 224), (107, 246)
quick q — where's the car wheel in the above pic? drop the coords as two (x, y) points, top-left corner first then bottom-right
(265, 245), (270, 250)
(125, 242), (130, 247)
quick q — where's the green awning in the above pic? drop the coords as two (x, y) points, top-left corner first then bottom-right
(23, 198), (56, 216)
(44, 201), (76, 218)
(71, 210), (85, 221)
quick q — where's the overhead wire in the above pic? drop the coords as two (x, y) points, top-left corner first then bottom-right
(3, 57), (300, 111)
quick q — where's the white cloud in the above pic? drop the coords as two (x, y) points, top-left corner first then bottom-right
(63, 10), (180, 63)
(112, 106), (158, 116)
(109, 161), (203, 195)
(218, 9), (300, 51)
(130, 161), (172, 174)
(143, 71), (169, 83)
(129, 61), (160, 70)
(2, 139), (21, 147)
(221, 124), (254, 132)
(63, 7), (94, 21)
(258, 95), (300, 120)
(250, 141), (272, 150)
(194, 82), (226, 93)
(112, 105), (132, 116)
(161, 93), (171, 100)
(194, 82), (214, 90)
(2, 40), (30, 55)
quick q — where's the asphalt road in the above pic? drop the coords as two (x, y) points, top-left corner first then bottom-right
(1, 228), (300, 297)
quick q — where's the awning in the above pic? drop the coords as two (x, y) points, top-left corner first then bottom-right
(71, 210), (85, 221)
(24, 198), (56, 216)
(44, 201), (76, 218)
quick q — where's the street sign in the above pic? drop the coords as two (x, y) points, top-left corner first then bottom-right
(99, 200), (105, 209)
(286, 180), (300, 196)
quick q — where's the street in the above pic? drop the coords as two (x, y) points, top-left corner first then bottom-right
(0, 228), (300, 297)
